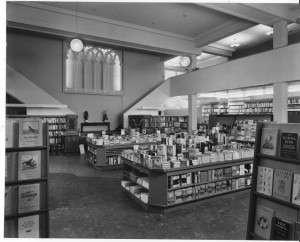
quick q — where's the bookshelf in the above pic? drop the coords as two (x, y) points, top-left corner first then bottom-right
(150, 115), (188, 133)
(121, 156), (253, 213)
(246, 122), (300, 240)
(228, 100), (273, 115)
(208, 114), (273, 130)
(86, 141), (157, 169)
(6, 115), (78, 154)
(5, 118), (49, 238)
(128, 115), (189, 133)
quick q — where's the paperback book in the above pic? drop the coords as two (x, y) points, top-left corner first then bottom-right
(18, 215), (39, 238)
(19, 119), (43, 147)
(260, 127), (279, 156)
(18, 183), (40, 213)
(272, 169), (293, 202)
(18, 151), (41, 180)
(292, 173), (300, 205)
(254, 205), (274, 239)
(280, 132), (299, 159)
(272, 217), (292, 240)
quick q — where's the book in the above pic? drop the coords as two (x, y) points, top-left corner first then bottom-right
(6, 119), (15, 148)
(280, 132), (299, 159)
(18, 183), (40, 213)
(294, 222), (300, 240)
(256, 166), (273, 196)
(292, 173), (300, 205)
(272, 217), (292, 240)
(260, 127), (278, 156)
(18, 151), (41, 180)
(254, 205), (274, 239)
(272, 169), (293, 202)
(18, 215), (39, 238)
(19, 118), (43, 147)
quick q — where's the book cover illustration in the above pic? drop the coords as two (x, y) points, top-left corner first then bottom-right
(280, 132), (299, 159)
(272, 217), (291, 240)
(256, 166), (273, 196)
(272, 169), (293, 202)
(260, 128), (278, 156)
(18, 215), (39, 238)
(18, 151), (41, 180)
(18, 183), (40, 213)
(292, 173), (300, 205)
(254, 205), (274, 239)
(294, 222), (300, 240)
(19, 119), (43, 147)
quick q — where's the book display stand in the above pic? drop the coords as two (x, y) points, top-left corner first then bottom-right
(246, 122), (300, 240)
(5, 118), (49, 238)
(121, 156), (253, 213)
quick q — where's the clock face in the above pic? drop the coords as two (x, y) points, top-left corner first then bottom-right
(180, 56), (191, 67)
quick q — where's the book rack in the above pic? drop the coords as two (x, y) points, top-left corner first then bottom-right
(5, 119), (49, 238)
(121, 156), (253, 213)
(246, 122), (300, 240)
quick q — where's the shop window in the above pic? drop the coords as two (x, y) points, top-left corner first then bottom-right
(64, 43), (123, 95)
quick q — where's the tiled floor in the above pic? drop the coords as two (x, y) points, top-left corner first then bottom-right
(48, 154), (250, 239)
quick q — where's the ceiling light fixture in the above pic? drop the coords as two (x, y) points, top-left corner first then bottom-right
(180, 14), (191, 68)
(266, 30), (273, 36)
(230, 43), (240, 48)
(70, 1), (83, 52)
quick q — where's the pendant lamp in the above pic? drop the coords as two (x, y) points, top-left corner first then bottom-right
(70, 1), (83, 52)
(180, 14), (191, 68)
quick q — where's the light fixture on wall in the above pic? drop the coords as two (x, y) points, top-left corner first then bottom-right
(70, 1), (83, 52)
(230, 38), (240, 48)
(180, 14), (191, 68)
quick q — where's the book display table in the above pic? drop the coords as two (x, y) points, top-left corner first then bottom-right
(86, 141), (157, 169)
(121, 156), (253, 213)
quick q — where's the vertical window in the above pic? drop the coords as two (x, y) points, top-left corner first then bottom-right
(64, 43), (123, 95)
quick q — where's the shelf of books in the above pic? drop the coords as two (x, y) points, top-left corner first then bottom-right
(120, 139), (254, 213)
(86, 136), (158, 169)
(150, 115), (188, 134)
(246, 122), (300, 240)
(5, 117), (49, 238)
(128, 115), (188, 134)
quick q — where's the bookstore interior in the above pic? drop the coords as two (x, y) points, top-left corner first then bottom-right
(4, 1), (300, 240)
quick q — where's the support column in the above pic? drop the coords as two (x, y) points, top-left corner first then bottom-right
(187, 54), (198, 73)
(273, 21), (288, 49)
(273, 82), (288, 123)
(188, 94), (197, 134)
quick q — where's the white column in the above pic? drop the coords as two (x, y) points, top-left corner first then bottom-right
(188, 94), (197, 134)
(273, 82), (288, 123)
(273, 21), (288, 49)
(187, 54), (198, 73)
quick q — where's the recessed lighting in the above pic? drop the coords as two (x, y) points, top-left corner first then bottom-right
(266, 30), (273, 36)
(230, 43), (240, 48)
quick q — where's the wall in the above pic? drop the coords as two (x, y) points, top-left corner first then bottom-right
(170, 42), (300, 96)
(6, 30), (164, 129)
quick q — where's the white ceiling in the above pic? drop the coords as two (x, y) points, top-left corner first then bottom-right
(12, 2), (300, 58)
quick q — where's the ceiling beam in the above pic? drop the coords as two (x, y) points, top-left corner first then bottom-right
(241, 3), (299, 24)
(202, 45), (232, 57)
(194, 19), (254, 48)
(197, 3), (296, 26)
